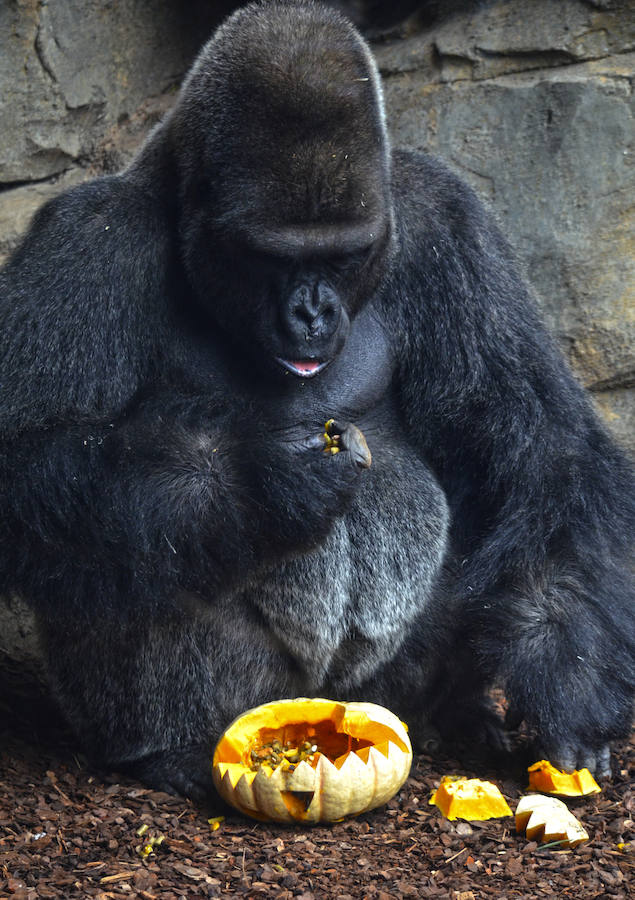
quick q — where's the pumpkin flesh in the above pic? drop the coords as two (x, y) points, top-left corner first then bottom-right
(515, 794), (589, 847)
(527, 760), (601, 797)
(429, 777), (513, 821)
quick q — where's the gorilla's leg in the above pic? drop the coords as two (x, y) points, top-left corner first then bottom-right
(38, 591), (306, 801)
(369, 562), (634, 774)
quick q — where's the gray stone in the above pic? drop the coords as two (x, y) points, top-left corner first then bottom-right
(430, 0), (635, 81)
(383, 65), (634, 382)
(0, 0), (221, 183)
(592, 386), (635, 453)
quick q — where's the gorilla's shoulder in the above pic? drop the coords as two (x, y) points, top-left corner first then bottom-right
(0, 173), (175, 429)
(390, 147), (512, 266)
(1, 168), (176, 323)
(11, 173), (171, 264)
(392, 148), (490, 229)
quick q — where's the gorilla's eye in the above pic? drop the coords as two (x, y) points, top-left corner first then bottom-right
(323, 248), (372, 279)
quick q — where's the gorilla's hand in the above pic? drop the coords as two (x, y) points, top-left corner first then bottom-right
(251, 418), (371, 556)
(117, 743), (219, 805)
(320, 419), (372, 469)
(503, 702), (613, 777)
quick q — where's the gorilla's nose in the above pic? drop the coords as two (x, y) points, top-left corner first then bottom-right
(286, 281), (341, 343)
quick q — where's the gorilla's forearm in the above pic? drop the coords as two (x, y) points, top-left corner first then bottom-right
(390, 151), (635, 764)
(0, 415), (255, 601)
(0, 396), (366, 607)
(392, 151), (634, 582)
(478, 562), (634, 765)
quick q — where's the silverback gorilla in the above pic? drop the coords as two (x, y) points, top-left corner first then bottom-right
(1, 0), (633, 801)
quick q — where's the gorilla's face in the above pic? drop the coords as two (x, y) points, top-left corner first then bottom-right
(183, 210), (391, 381)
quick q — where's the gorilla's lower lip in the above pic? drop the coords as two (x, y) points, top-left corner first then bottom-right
(276, 358), (329, 378)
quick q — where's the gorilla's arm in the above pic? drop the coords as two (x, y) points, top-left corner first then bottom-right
(391, 151), (635, 770)
(0, 177), (363, 610)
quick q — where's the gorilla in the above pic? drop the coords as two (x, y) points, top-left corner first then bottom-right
(0, 0), (633, 801)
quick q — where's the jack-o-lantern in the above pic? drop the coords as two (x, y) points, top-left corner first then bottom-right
(212, 698), (413, 823)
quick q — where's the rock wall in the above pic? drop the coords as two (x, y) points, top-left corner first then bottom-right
(376, 0), (634, 451)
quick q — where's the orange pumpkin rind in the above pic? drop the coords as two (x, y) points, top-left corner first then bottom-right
(429, 777), (512, 821)
(527, 760), (601, 797)
(212, 698), (413, 823)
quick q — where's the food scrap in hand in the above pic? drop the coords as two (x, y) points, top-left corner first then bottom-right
(322, 419), (341, 455)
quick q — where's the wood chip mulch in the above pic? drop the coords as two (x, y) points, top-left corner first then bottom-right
(0, 657), (632, 900)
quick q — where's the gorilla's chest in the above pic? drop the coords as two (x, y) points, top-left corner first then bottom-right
(180, 302), (444, 690)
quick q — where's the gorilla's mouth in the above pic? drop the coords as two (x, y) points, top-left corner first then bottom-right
(276, 358), (329, 378)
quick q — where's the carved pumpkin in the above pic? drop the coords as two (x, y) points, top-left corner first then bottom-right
(515, 794), (589, 848)
(212, 698), (413, 823)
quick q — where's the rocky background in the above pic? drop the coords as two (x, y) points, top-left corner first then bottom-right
(0, 0), (633, 656)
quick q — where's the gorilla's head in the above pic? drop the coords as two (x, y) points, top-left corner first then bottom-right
(168, 0), (395, 380)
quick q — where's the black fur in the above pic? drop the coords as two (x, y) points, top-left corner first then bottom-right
(0, 0), (633, 799)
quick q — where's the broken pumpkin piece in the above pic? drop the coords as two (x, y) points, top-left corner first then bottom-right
(212, 698), (412, 823)
(527, 760), (601, 797)
(515, 794), (589, 848)
(429, 777), (512, 821)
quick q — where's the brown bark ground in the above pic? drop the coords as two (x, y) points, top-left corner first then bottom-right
(0, 656), (632, 899)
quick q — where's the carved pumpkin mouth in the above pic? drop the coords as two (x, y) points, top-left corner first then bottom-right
(212, 698), (413, 823)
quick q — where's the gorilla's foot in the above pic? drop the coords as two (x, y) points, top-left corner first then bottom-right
(538, 741), (612, 779)
(116, 743), (217, 803)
